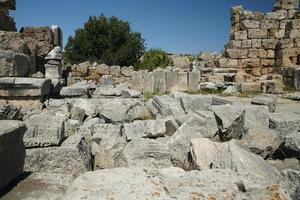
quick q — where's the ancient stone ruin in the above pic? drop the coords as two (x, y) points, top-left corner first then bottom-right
(0, 0), (300, 199)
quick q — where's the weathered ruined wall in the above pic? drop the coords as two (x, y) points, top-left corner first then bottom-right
(225, 0), (300, 86)
(0, 0), (16, 31)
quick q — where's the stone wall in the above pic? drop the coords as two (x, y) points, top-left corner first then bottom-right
(225, 0), (300, 86)
(0, 0), (16, 31)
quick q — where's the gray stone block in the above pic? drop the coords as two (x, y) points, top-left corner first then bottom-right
(130, 71), (143, 92)
(142, 72), (154, 94)
(166, 71), (178, 92)
(0, 120), (26, 191)
(178, 72), (188, 92)
(187, 72), (199, 93)
(295, 67), (300, 91)
(153, 70), (166, 94)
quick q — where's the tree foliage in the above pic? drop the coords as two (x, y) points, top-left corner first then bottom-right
(64, 14), (145, 66)
(137, 48), (172, 71)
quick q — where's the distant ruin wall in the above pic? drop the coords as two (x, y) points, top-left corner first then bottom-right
(225, 0), (300, 86)
(0, 0), (16, 31)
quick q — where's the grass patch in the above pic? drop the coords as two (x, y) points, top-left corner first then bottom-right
(283, 84), (296, 93)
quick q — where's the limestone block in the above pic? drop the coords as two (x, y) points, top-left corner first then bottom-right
(0, 77), (52, 97)
(278, 39), (294, 49)
(248, 29), (268, 39)
(0, 121), (26, 191)
(234, 30), (247, 40)
(274, 0), (299, 10)
(217, 58), (238, 68)
(261, 20), (279, 29)
(121, 66), (134, 77)
(268, 29), (285, 39)
(24, 111), (66, 148)
(110, 65), (121, 77)
(177, 72), (188, 92)
(261, 59), (275, 67)
(0, 50), (32, 77)
(241, 39), (252, 48)
(130, 71), (143, 92)
(142, 72), (154, 94)
(261, 80), (284, 94)
(241, 82), (261, 93)
(252, 39), (261, 49)
(226, 49), (248, 59)
(187, 72), (199, 93)
(266, 10), (287, 20)
(101, 75), (114, 86)
(166, 71), (178, 92)
(288, 29), (300, 38)
(294, 67), (300, 91)
(225, 40), (241, 49)
(261, 39), (278, 49)
(240, 20), (260, 29)
(153, 70), (167, 94)
(45, 64), (62, 79)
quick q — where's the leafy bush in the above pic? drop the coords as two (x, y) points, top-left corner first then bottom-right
(137, 48), (172, 71)
(64, 14), (145, 66)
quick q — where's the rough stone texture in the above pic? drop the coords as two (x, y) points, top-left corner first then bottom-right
(0, 77), (51, 97)
(63, 167), (290, 200)
(190, 138), (282, 182)
(142, 72), (154, 94)
(130, 71), (143, 92)
(241, 128), (282, 158)
(169, 111), (218, 169)
(251, 94), (277, 112)
(270, 112), (300, 136)
(153, 70), (167, 94)
(284, 131), (300, 154)
(124, 119), (166, 141)
(23, 111), (65, 148)
(60, 82), (91, 97)
(0, 173), (73, 200)
(116, 138), (173, 168)
(98, 99), (140, 123)
(180, 95), (212, 113)
(25, 147), (88, 177)
(0, 121), (26, 191)
(152, 95), (185, 117)
(166, 71), (178, 92)
(177, 72), (188, 92)
(295, 67), (300, 91)
(0, 50), (32, 77)
(91, 124), (127, 169)
(187, 72), (199, 93)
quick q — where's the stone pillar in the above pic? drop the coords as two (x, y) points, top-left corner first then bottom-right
(51, 25), (63, 49)
(143, 72), (154, 94)
(178, 72), (188, 92)
(131, 71), (143, 92)
(153, 70), (166, 94)
(166, 71), (178, 92)
(187, 72), (199, 93)
(295, 67), (300, 91)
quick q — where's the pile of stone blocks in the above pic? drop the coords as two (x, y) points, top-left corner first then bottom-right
(68, 62), (134, 85)
(224, 0), (300, 92)
(0, 0), (16, 31)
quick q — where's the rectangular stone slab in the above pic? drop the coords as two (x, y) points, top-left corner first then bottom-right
(0, 120), (26, 191)
(0, 77), (51, 97)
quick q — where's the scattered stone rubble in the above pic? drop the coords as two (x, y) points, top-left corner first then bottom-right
(1, 0), (300, 200)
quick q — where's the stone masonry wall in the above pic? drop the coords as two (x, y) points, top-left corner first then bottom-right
(0, 0), (16, 31)
(225, 0), (300, 86)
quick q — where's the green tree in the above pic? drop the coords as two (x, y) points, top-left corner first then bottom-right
(64, 14), (145, 66)
(137, 48), (172, 71)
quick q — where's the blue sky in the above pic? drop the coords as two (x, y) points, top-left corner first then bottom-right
(11, 0), (274, 54)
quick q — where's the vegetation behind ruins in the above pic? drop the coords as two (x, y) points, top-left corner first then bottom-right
(64, 14), (146, 67)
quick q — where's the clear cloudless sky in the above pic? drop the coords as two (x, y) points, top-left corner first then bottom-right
(11, 0), (275, 54)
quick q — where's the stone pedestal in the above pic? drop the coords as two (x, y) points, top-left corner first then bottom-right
(45, 64), (62, 79)
(295, 67), (300, 91)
